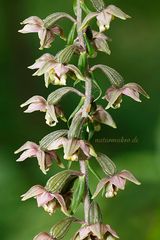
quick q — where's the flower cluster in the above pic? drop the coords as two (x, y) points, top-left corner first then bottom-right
(16, 0), (149, 239)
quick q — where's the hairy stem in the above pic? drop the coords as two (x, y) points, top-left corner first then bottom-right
(80, 160), (90, 223)
(77, 0), (91, 223)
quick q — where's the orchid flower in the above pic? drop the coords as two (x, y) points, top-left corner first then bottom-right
(93, 170), (141, 198)
(14, 141), (63, 174)
(104, 82), (150, 109)
(46, 137), (97, 161)
(96, 5), (130, 32)
(20, 95), (66, 127)
(18, 16), (64, 49)
(28, 53), (69, 87)
(73, 223), (119, 240)
(21, 185), (68, 215)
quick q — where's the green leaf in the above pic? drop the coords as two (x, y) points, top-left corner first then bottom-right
(50, 218), (74, 239)
(68, 111), (85, 139)
(67, 64), (85, 81)
(47, 87), (84, 105)
(88, 201), (102, 224)
(43, 12), (76, 29)
(67, 23), (77, 45)
(90, 0), (105, 12)
(70, 176), (85, 214)
(50, 217), (74, 240)
(39, 129), (68, 150)
(68, 97), (85, 125)
(80, 12), (98, 30)
(45, 170), (81, 193)
(90, 64), (124, 87)
(56, 45), (76, 64)
(96, 153), (117, 176)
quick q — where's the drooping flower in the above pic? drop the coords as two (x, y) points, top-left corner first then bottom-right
(33, 232), (53, 240)
(15, 141), (63, 174)
(92, 31), (111, 55)
(20, 95), (66, 127)
(18, 16), (64, 49)
(104, 83), (150, 109)
(28, 54), (69, 87)
(21, 185), (68, 215)
(73, 223), (119, 240)
(93, 170), (141, 198)
(46, 137), (97, 161)
(96, 5), (130, 32)
(91, 105), (117, 129)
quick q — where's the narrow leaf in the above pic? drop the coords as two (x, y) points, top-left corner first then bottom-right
(50, 217), (74, 240)
(80, 12), (98, 30)
(68, 111), (85, 139)
(39, 130), (68, 150)
(96, 153), (117, 176)
(67, 64), (85, 81)
(90, 64), (124, 87)
(47, 87), (84, 105)
(44, 12), (76, 29)
(88, 202), (102, 224)
(56, 45), (76, 64)
(90, 0), (105, 12)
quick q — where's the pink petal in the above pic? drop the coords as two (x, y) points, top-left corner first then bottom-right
(33, 232), (53, 240)
(28, 54), (54, 70)
(123, 83), (150, 99)
(21, 185), (45, 201)
(79, 140), (90, 157)
(79, 226), (91, 240)
(47, 137), (64, 151)
(16, 148), (37, 162)
(36, 191), (54, 207)
(19, 24), (41, 33)
(15, 141), (38, 154)
(110, 175), (126, 190)
(122, 87), (141, 102)
(52, 192), (68, 214)
(52, 63), (68, 77)
(90, 223), (102, 239)
(21, 16), (43, 26)
(24, 102), (46, 113)
(104, 224), (119, 238)
(119, 170), (141, 185)
(92, 178), (110, 198)
(36, 149), (46, 174)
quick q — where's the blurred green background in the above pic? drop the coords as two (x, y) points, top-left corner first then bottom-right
(1, 0), (160, 239)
